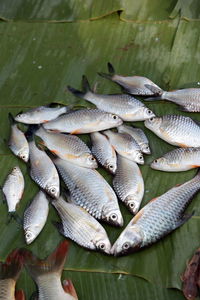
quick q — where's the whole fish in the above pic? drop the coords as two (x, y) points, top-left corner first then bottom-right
(8, 113), (29, 162)
(68, 76), (155, 121)
(2, 166), (24, 213)
(91, 132), (117, 174)
(0, 249), (24, 300)
(54, 158), (123, 227)
(103, 130), (144, 164)
(52, 196), (111, 254)
(145, 115), (200, 147)
(98, 62), (162, 96)
(145, 88), (200, 112)
(43, 109), (123, 134)
(111, 171), (200, 256)
(113, 155), (144, 215)
(23, 190), (49, 244)
(151, 147), (200, 172)
(23, 241), (78, 300)
(117, 124), (151, 154)
(35, 126), (97, 168)
(15, 104), (70, 124)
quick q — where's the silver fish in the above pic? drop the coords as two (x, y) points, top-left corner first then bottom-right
(53, 158), (123, 227)
(23, 190), (49, 244)
(98, 62), (162, 96)
(117, 124), (151, 154)
(111, 171), (200, 256)
(52, 196), (111, 254)
(35, 126), (97, 168)
(28, 138), (60, 198)
(145, 115), (200, 147)
(8, 113), (29, 162)
(68, 76), (155, 121)
(103, 130), (144, 164)
(113, 155), (144, 214)
(151, 147), (200, 172)
(15, 104), (70, 124)
(91, 132), (117, 174)
(2, 166), (24, 213)
(43, 109), (123, 134)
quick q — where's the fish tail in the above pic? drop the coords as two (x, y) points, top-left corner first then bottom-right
(98, 62), (115, 80)
(15, 290), (26, 300)
(8, 112), (16, 125)
(0, 249), (24, 281)
(68, 75), (92, 99)
(25, 125), (39, 141)
(144, 84), (164, 97)
(144, 95), (163, 101)
(7, 212), (23, 227)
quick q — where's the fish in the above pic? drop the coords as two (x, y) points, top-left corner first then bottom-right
(117, 124), (151, 154)
(111, 170), (200, 256)
(90, 132), (117, 174)
(14, 104), (70, 124)
(53, 157), (123, 227)
(23, 190), (49, 244)
(144, 115), (200, 147)
(0, 249), (24, 300)
(52, 196), (111, 254)
(151, 147), (200, 172)
(98, 62), (162, 96)
(145, 88), (200, 112)
(113, 155), (144, 214)
(2, 166), (24, 213)
(23, 241), (78, 300)
(43, 109), (123, 134)
(8, 113), (29, 162)
(181, 248), (200, 300)
(103, 130), (144, 164)
(67, 76), (155, 121)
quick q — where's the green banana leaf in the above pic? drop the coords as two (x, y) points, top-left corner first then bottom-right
(0, 1), (200, 299)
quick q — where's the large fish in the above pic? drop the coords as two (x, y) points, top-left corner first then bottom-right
(8, 113), (29, 162)
(98, 62), (162, 96)
(117, 124), (151, 154)
(35, 126), (97, 168)
(23, 190), (49, 244)
(54, 158), (123, 227)
(52, 196), (111, 254)
(103, 130), (144, 164)
(91, 131), (117, 174)
(2, 166), (24, 213)
(113, 155), (144, 215)
(23, 241), (78, 300)
(151, 147), (200, 172)
(111, 171), (200, 256)
(67, 76), (155, 121)
(145, 115), (200, 147)
(15, 104), (70, 124)
(43, 109), (123, 134)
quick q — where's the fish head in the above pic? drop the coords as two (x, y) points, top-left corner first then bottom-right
(102, 207), (124, 227)
(105, 159), (117, 174)
(14, 112), (30, 123)
(83, 153), (98, 168)
(141, 144), (151, 155)
(111, 225), (143, 256)
(24, 228), (38, 244)
(144, 116), (162, 131)
(18, 148), (29, 162)
(104, 113), (123, 127)
(94, 234), (112, 255)
(11, 166), (22, 176)
(46, 184), (60, 198)
(124, 195), (141, 215)
(133, 151), (144, 165)
(140, 107), (155, 120)
(151, 157), (167, 170)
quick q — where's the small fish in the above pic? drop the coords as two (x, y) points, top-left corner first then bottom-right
(8, 113), (29, 162)
(0, 249), (24, 300)
(151, 147), (200, 172)
(98, 62), (162, 96)
(145, 88), (200, 112)
(23, 241), (78, 300)
(117, 124), (151, 154)
(91, 132), (117, 174)
(43, 109), (123, 134)
(2, 166), (24, 213)
(145, 115), (200, 147)
(15, 104), (70, 124)
(68, 76), (155, 121)
(181, 248), (200, 300)
(52, 196), (111, 254)
(54, 158), (123, 227)
(103, 130), (144, 164)
(23, 190), (49, 244)
(35, 126), (97, 168)
(111, 171), (200, 256)
(113, 155), (144, 214)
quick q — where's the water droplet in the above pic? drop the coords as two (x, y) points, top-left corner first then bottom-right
(32, 61), (36, 64)
(38, 65), (42, 69)
(33, 37), (36, 41)
(155, 37), (159, 42)
(197, 82), (200, 85)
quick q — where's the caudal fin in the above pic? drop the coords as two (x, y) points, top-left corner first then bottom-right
(98, 62), (115, 80)
(68, 75), (91, 99)
(0, 249), (24, 281)
(144, 84), (163, 96)
(8, 113), (16, 125)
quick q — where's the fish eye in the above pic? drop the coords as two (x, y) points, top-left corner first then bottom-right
(149, 117), (154, 121)
(49, 187), (56, 194)
(147, 109), (152, 114)
(154, 159), (158, 163)
(110, 213), (117, 221)
(109, 165), (113, 169)
(26, 232), (32, 239)
(139, 155), (143, 160)
(99, 243), (106, 250)
(90, 156), (95, 161)
(122, 242), (130, 250)
(112, 115), (118, 120)
(129, 203), (135, 209)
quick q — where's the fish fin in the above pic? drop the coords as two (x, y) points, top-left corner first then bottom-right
(25, 125), (39, 141)
(29, 291), (39, 300)
(149, 197), (158, 203)
(173, 212), (194, 230)
(67, 85), (85, 99)
(130, 207), (145, 225)
(144, 95), (163, 101)
(82, 75), (92, 93)
(98, 62), (115, 80)
(144, 84), (163, 96)
(7, 212), (23, 227)
(190, 165), (199, 169)
(63, 279), (78, 299)
(193, 119), (200, 127)
(53, 221), (66, 236)
(0, 249), (23, 280)
(15, 290), (26, 300)
(70, 129), (82, 134)
(8, 112), (16, 125)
